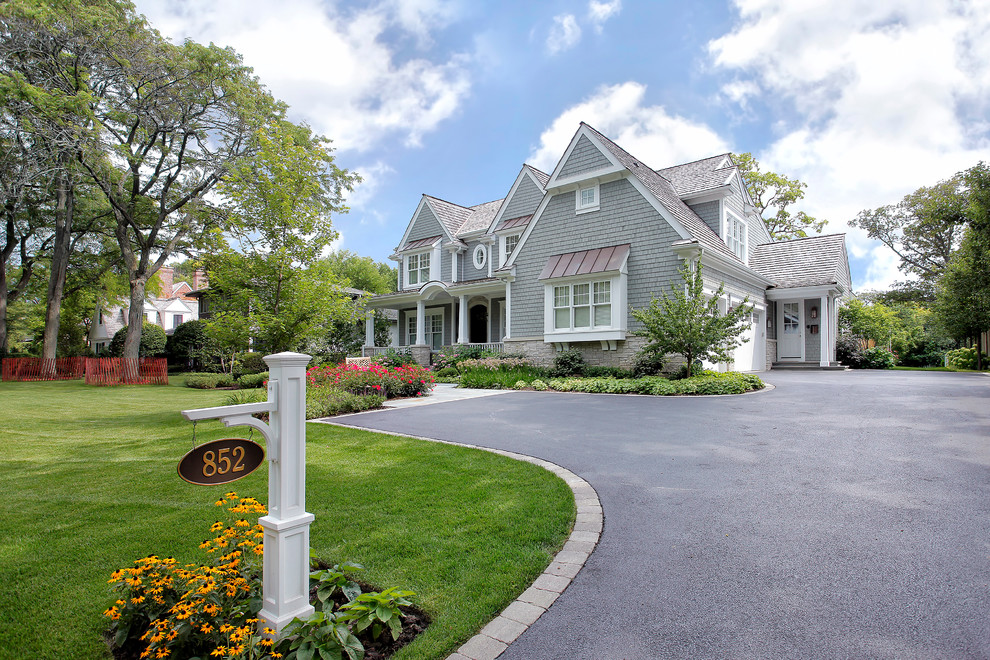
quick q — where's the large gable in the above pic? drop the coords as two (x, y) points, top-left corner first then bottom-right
(750, 234), (851, 290)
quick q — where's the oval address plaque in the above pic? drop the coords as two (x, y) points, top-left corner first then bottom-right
(178, 438), (265, 486)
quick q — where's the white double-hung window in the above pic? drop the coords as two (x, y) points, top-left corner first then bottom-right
(725, 211), (748, 262)
(406, 251), (431, 287)
(553, 281), (612, 330)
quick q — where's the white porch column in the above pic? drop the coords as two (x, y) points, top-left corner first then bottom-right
(415, 299), (425, 345)
(451, 251), (458, 283)
(820, 295), (830, 367)
(458, 295), (469, 344)
(364, 311), (375, 348)
(259, 352), (314, 633)
(504, 284), (511, 339)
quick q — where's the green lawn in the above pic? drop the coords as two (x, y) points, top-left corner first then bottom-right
(0, 377), (574, 660)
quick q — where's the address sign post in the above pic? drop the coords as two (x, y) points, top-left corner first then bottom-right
(181, 351), (314, 634)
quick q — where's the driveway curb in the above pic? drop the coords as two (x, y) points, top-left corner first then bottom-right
(318, 420), (602, 660)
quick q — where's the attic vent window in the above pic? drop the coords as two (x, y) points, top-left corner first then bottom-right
(473, 244), (487, 269)
(576, 183), (600, 214)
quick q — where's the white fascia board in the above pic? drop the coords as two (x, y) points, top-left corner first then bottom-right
(502, 190), (553, 269)
(549, 164), (627, 191)
(447, 280), (506, 296)
(765, 284), (839, 300)
(680, 185), (731, 204)
(624, 176), (691, 241)
(395, 196), (431, 251)
(545, 124), (625, 190)
(699, 250), (774, 288)
(485, 166), (547, 236)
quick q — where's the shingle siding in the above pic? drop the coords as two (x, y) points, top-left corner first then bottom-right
(407, 205), (445, 242)
(804, 299), (820, 361)
(511, 178), (684, 337)
(500, 175), (544, 223)
(689, 200), (720, 235)
(558, 135), (612, 178)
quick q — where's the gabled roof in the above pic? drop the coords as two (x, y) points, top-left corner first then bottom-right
(750, 234), (850, 289)
(423, 195), (473, 237)
(579, 123), (744, 265)
(524, 164), (550, 188)
(458, 199), (504, 234)
(656, 154), (735, 197)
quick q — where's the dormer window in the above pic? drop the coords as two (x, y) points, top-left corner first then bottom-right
(576, 183), (600, 213)
(500, 233), (521, 266)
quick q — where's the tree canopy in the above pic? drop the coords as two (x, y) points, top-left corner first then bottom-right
(733, 152), (826, 240)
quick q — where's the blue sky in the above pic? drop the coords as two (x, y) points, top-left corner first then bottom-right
(134, 0), (990, 293)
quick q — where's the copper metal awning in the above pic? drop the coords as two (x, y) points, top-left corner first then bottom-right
(539, 244), (631, 280)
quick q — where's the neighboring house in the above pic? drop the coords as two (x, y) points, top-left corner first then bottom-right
(364, 122), (852, 371)
(89, 267), (208, 353)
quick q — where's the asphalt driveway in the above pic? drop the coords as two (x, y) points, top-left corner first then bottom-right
(334, 370), (990, 659)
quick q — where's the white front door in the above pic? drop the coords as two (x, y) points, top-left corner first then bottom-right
(778, 301), (803, 360)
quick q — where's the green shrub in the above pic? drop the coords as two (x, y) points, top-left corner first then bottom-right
(513, 380), (528, 390)
(235, 351), (266, 376)
(223, 389), (267, 406)
(585, 365), (632, 378)
(549, 349), (586, 377)
(531, 379), (548, 391)
(457, 356), (537, 372)
(945, 346), (984, 370)
(836, 334), (866, 368)
(184, 372), (235, 389)
(306, 389), (385, 418)
(166, 319), (209, 368)
(236, 371), (269, 389)
(860, 346), (895, 369)
(545, 372), (762, 396)
(459, 366), (546, 389)
(632, 350), (665, 377)
(108, 324), (168, 358)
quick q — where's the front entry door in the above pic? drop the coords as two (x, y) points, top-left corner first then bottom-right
(469, 304), (488, 343)
(779, 301), (803, 360)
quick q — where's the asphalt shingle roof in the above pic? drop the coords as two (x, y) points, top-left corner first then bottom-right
(525, 164), (550, 188)
(657, 154), (735, 197)
(459, 198), (504, 234)
(580, 123), (743, 265)
(750, 234), (849, 289)
(423, 195), (473, 237)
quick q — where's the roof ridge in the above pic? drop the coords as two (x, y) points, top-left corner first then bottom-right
(656, 152), (734, 172)
(469, 198), (504, 210)
(423, 193), (471, 211)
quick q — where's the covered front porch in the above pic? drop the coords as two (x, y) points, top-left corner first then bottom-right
(363, 279), (508, 365)
(768, 285), (847, 368)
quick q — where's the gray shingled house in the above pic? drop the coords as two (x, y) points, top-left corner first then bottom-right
(363, 123), (852, 372)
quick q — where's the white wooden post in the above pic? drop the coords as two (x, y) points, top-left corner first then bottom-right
(819, 295), (830, 367)
(458, 295), (469, 344)
(415, 300), (426, 345)
(259, 351), (314, 632)
(180, 351), (314, 637)
(364, 311), (375, 349)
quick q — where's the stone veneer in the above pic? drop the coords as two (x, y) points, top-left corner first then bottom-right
(504, 336), (650, 370)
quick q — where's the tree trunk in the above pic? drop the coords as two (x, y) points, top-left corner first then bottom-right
(122, 277), (146, 382)
(41, 169), (73, 369)
(0, 268), (8, 358)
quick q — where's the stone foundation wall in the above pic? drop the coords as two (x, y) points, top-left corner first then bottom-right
(409, 345), (431, 367)
(766, 339), (777, 371)
(504, 336), (650, 370)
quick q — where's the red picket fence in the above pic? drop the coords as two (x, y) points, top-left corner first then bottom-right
(1, 357), (86, 381)
(85, 358), (169, 386)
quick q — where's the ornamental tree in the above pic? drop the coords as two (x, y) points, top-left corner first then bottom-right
(631, 262), (753, 377)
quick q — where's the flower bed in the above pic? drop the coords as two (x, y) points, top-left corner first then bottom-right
(307, 363), (434, 399)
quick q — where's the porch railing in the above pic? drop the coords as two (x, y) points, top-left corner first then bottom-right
(361, 346), (412, 358)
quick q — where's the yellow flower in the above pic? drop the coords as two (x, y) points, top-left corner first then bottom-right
(211, 647), (226, 657)
(155, 647), (170, 658)
(201, 623), (214, 634)
(211, 522), (225, 532)
(103, 607), (120, 620)
(219, 624), (233, 634)
(228, 643), (245, 656)
(215, 499), (226, 507)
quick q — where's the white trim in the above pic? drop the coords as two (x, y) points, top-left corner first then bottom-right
(575, 182), (600, 214)
(485, 165), (547, 237)
(472, 244), (487, 270)
(407, 305), (445, 350)
(777, 299), (804, 361)
(724, 207), (749, 264)
(542, 271), (627, 342)
(499, 232), (521, 267)
(679, 186), (731, 204)
(545, 125), (625, 190)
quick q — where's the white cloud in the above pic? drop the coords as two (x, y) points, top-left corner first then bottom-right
(588, 0), (622, 32)
(529, 82), (731, 173)
(709, 0), (990, 289)
(345, 161), (395, 212)
(133, 0), (471, 152)
(546, 14), (582, 55)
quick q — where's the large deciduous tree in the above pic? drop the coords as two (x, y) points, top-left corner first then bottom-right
(849, 173), (968, 296)
(733, 152), (826, 240)
(631, 262), (753, 377)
